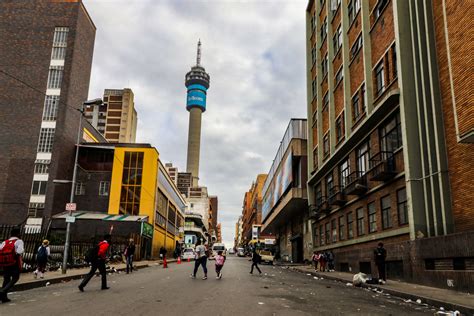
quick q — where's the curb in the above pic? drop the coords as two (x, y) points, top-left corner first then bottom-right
(288, 266), (474, 316)
(13, 264), (150, 292)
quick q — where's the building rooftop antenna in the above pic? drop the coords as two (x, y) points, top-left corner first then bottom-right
(196, 39), (202, 66)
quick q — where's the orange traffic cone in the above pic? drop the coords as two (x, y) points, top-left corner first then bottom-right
(177, 256), (181, 264)
(163, 256), (168, 268)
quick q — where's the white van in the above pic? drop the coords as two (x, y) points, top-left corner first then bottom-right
(210, 243), (226, 259)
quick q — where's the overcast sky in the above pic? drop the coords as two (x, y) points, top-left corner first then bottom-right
(83, 0), (307, 247)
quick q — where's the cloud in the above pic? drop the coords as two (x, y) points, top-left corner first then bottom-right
(84, 0), (307, 246)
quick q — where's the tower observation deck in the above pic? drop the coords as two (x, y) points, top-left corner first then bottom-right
(185, 40), (210, 187)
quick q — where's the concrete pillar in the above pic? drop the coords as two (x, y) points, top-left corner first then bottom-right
(186, 107), (202, 187)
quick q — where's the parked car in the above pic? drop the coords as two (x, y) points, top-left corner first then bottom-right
(259, 250), (274, 264)
(228, 248), (235, 254)
(237, 247), (245, 257)
(182, 248), (195, 261)
(209, 243), (226, 260)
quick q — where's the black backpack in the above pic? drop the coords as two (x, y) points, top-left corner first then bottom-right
(37, 246), (48, 262)
(84, 245), (99, 263)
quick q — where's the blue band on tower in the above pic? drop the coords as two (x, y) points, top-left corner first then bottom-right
(186, 84), (207, 112)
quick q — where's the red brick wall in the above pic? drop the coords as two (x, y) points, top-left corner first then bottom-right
(433, 0), (474, 232)
(347, 14), (361, 48)
(370, 1), (395, 65)
(334, 81), (344, 114)
(349, 51), (364, 94)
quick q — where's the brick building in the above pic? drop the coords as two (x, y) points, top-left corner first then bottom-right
(0, 0), (97, 225)
(305, 0), (473, 291)
(240, 174), (267, 244)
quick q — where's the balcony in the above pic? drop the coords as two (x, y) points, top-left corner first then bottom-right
(316, 196), (331, 213)
(368, 151), (396, 181)
(344, 171), (368, 195)
(328, 186), (346, 206)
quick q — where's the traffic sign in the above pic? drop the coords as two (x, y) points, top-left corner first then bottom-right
(65, 216), (76, 223)
(65, 203), (76, 211)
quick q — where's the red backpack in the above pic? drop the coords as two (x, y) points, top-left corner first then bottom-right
(0, 239), (18, 267)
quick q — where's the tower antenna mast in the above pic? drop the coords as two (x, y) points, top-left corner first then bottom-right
(196, 39), (202, 66)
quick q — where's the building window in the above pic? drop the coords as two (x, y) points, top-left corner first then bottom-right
(325, 222), (331, 244)
(339, 158), (350, 187)
(312, 223), (319, 246)
(360, 83), (366, 113)
(351, 92), (360, 123)
(348, 0), (361, 25)
(375, 61), (385, 96)
(335, 67), (343, 86)
(321, 17), (327, 42)
(120, 151), (144, 215)
(75, 181), (85, 196)
(326, 173), (334, 197)
(368, 201), (377, 233)
(333, 25), (342, 53)
(392, 45), (397, 78)
(356, 140), (370, 174)
(374, 0), (389, 20)
(323, 92), (329, 108)
(99, 181), (110, 196)
(347, 212), (353, 239)
(332, 219), (337, 243)
(313, 147), (318, 170)
(31, 181), (47, 195)
(51, 27), (68, 60)
(397, 188), (408, 225)
(37, 128), (55, 153)
(34, 163), (49, 174)
(356, 207), (365, 236)
(319, 224), (324, 246)
(312, 80), (317, 99)
(336, 112), (344, 143)
(350, 34), (362, 60)
(47, 66), (64, 89)
(380, 112), (402, 152)
(42, 95), (59, 121)
(381, 195), (392, 229)
(311, 46), (317, 65)
(322, 54), (328, 77)
(338, 215), (345, 240)
(323, 133), (330, 157)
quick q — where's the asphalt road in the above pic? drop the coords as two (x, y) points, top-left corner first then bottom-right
(1, 257), (435, 316)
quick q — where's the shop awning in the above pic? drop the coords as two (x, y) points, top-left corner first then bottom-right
(53, 211), (148, 222)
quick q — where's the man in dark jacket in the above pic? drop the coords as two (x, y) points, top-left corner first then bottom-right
(249, 248), (262, 275)
(374, 242), (387, 282)
(79, 234), (111, 292)
(124, 239), (135, 274)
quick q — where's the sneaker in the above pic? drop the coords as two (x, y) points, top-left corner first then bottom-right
(33, 271), (38, 279)
(202, 276), (207, 280)
(190, 274), (196, 279)
(216, 276), (220, 279)
(101, 287), (110, 290)
(219, 273), (222, 279)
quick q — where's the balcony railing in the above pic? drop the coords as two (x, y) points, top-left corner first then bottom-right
(328, 185), (346, 206)
(316, 196), (331, 213)
(368, 151), (397, 181)
(344, 171), (368, 195)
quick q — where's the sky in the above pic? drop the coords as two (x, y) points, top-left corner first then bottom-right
(83, 0), (308, 247)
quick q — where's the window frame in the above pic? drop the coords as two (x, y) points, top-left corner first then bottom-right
(356, 207), (365, 236)
(397, 187), (408, 225)
(368, 201), (377, 233)
(347, 212), (354, 239)
(99, 181), (110, 196)
(381, 194), (392, 229)
(375, 61), (385, 96)
(338, 215), (345, 240)
(356, 140), (370, 174)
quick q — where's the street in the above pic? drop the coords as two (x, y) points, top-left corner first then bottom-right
(2, 257), (434, 316)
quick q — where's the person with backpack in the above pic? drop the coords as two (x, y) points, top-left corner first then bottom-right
(78, 234), (111, 292)
(311, 251), (319, 271)
(124, 239), (135, 274)
(319, 252), (327, 272)
(0, 228), (24, 303)
(249, 248), (262, 275)
(34, 239), (50, 279)
(374, 242), (387, 283)
(191, 240), (208, 280)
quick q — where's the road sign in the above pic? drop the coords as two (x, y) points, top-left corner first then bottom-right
(65, 216), (76, 223)
(65, 203), (76, 211)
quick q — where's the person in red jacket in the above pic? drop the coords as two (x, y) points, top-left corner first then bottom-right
(78, 234), (111, 292)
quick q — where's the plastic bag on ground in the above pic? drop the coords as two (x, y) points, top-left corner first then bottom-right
(352, 272), (368, 287)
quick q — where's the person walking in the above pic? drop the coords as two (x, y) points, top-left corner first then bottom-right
(34, 239), (50, 279)
(215, 250), (225, 279)
(311, 251), (319, 271)
(191, 240), (208, 280)
(374, 242), (387, 283)
(319, 252), (327, 272)
(0, 228), (24, 303)
(124, 239), (135, 274)
(249, 248), (262, 275)
(78, 234), (111, 292)
(327, 251), (335, 272)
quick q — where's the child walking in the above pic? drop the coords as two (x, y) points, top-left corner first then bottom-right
(215, 251), (225, 279)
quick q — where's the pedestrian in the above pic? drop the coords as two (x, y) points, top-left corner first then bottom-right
(249, 248), (262, 275)
(191, 240), (208, 280)
(0, 227), (24, 303)
(319, 251), (327, 272)
(311, 251), (318, 271)
(215, 250), (225, 279)
(160, 246), (168, 268)
(124, 238), (135, 274)
(78, 234), (111, 292)
(374, 242), (387, 283)
(326, 251), (335, 272)
(34, 239), (50, 279)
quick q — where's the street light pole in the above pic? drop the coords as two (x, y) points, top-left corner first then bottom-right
(61, 98), (102, 274)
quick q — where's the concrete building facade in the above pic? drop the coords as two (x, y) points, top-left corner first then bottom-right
(0, 0), (97, 225)
(85, 88), (137, 143)
(305, 0), (474, 291)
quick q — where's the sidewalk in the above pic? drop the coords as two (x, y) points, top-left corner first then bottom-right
(13, 259), (176, 292)
(287, 264), (473, 315)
